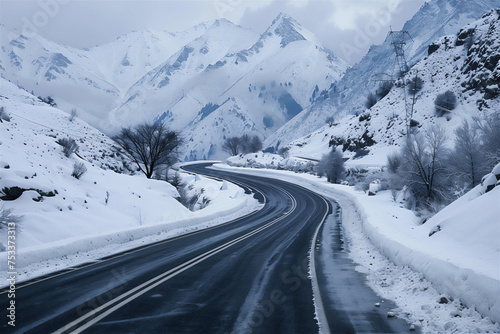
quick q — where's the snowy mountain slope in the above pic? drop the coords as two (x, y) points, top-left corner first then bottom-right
(283, 9), (500, 164)
(85, 23), (212, 92)
(265, 0), (498, 151)
(0, 78), (257, 256)
(0, 24), (120, 125)
(111, 13), (347, 161)
(108, 19), (260, 129)
(0, 22), (211, 127)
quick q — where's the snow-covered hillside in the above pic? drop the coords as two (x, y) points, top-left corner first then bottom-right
(284, 9), (500, 164)
(265, 0), (498, 151)
(0, 78), (259, 282)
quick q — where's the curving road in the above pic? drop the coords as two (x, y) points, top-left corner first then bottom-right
(1, 163), (412, 333)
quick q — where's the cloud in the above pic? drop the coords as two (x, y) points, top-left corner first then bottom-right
(0, 0), (425, 64)
(237, 0), (425, 64)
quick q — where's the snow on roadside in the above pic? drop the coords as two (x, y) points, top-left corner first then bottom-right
(212, 163), (500, 332)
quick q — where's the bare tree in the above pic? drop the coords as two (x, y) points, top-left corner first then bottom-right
(448, 120), (485, 189)
(222, 136), (241, 156)
(247, 135), (263, 153)
(401, 125), (449, 206)
(113, 122), (182, 179)
(240, 134), (252, 154)
(474, 113), (500, 170)
(317, 147), (345, 184)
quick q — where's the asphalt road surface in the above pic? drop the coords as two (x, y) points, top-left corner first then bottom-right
(1, 163), (413, 333)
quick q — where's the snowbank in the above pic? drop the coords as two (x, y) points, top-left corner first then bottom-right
(212, 164), (500, 330)
(227, 152), (316, 172)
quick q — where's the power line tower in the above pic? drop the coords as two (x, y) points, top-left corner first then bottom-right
(387, 27), (412, 78)
(369, 28), (415, 135)
(387, 27), (413, 135)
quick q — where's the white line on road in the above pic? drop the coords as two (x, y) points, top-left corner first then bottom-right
(52, 185), (296, 334)
(309, 194), (332, 334)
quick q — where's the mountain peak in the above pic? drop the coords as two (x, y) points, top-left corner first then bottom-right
(266, 12), (307, 47)
(273, 12), (293, 23)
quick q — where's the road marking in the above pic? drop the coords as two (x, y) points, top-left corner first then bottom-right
(52, 182), (297, 334)
(309, 193), (332, 334)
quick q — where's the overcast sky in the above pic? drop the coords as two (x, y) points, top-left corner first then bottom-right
(0, 0), (426, 64)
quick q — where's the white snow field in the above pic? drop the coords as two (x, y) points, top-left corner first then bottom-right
(0, 78), (261, 286)
(212, 163), (500, 333)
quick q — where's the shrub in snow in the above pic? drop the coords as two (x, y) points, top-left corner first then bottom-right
(57, 137), (79, 157)
(0, 106), (11, 122)
(223, 134), (263, 156)
(168, 171), (182, 188)
(68, 108), (77, 122)
(278, 147), (290, 159)
(176, 183), (204, 211)
(365, 92), (378, 109)
(317, 147), (345, 184)
(325, 115), (335, 127)
(243, 135), (263, 154)
(407, 75), (424, 96)
(0, 206), (22, 229)
(434, 90), (457, 117)
(387, 153), (402, 174)
(72, 162), (87, 179)
(376, 81), (393, 99)
(38, 96), (57, 107)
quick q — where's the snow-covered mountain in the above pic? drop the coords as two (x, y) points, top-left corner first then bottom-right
(0, 14), (346, 161)
(265, 0), (498, 151)
(0, 24), (119, 124)
(0, 22), (211, 126)
(84, 23), (213, 92)
(110, 13), (347, 160)
(283, 9), (500, 164)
